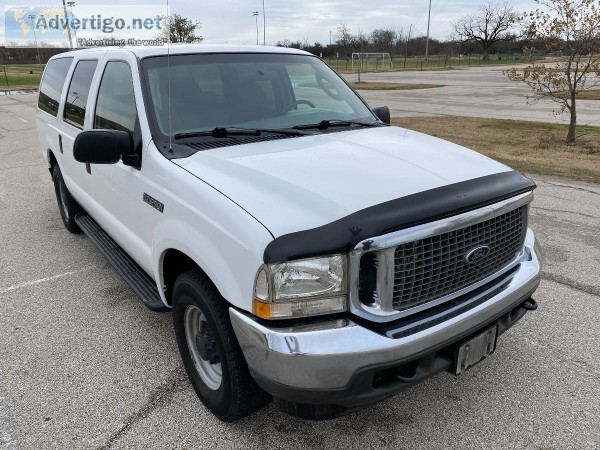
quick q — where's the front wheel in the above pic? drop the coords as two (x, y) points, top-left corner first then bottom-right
(172, 269), (270, 422)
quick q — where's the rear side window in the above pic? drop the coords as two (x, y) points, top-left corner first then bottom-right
(94, 62), (138, 134)
(38, 57), (73, 116)
(64, 60), (98, 128)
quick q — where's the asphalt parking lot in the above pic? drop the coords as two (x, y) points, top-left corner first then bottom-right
(1, 92), (599, 449)
(350, 64), (600, 126)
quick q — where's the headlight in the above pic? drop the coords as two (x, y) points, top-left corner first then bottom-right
(272, 256), (345, 299)
(253, 255), (347, 320)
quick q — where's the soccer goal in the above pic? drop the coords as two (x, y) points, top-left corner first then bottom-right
(351, 52), (392, 70)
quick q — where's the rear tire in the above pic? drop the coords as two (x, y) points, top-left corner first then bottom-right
(172, 269), (271, 422)
(52, 165), (82, 233)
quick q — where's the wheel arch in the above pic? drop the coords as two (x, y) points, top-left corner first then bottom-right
(47, 149), (58, 175)
(159, 248), (222, 307)
(152, 215), (269, 313)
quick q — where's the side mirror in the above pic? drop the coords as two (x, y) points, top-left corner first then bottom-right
(372, 106), (390, 125)
(73, 130), (133, 164)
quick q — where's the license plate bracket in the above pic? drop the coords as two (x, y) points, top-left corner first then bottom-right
(454, 325), (498, 375)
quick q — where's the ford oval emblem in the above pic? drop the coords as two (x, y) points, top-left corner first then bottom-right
(466, 245), (491, 263)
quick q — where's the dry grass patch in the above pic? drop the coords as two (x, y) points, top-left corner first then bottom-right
(352, 82), (442, 90)
(578, 90), (600, 100)
(543, 90), (600, 101)
(392, 116), (600, 184)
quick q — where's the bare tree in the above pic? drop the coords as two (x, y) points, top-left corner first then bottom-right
(453, 2), (521, 58)
(355, 27), (369, 81)
(336, 24), (354, 58)
(276, 39), (302, 49)
(158, 13), (203, 44)
(371, 28), (398, 56)
(505, 0), (600, 143)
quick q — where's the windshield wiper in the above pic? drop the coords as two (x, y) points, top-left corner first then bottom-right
(174, 127), (306, 140)
(293, 120), (381, 131)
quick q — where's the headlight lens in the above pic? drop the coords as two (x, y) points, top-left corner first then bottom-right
(271, 255), (345, 300)
(253, 255), (347, 320)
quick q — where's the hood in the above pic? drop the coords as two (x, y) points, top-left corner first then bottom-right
(174, 126), (511, 238)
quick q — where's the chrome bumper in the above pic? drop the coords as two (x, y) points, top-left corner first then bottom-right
(230, 229), (541, 393)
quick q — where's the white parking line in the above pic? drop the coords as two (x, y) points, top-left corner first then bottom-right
(0, 266), (96, 294)
(4, 111), (28, 123)
(0, 394), (15, 450)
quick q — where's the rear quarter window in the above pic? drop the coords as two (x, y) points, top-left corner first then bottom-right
(38, 57), (73, 116)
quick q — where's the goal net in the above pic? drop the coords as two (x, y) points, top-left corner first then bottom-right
(351, 52), (392, 70)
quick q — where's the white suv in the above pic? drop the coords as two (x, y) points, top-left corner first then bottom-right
(36, 44), (542, 421)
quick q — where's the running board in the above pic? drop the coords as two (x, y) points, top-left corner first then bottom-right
(74, 211), (169, 312)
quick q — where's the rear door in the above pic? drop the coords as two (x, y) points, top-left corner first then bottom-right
(57, 57), (100, 200)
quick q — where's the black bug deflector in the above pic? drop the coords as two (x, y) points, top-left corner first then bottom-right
(263, 170), (536, 263)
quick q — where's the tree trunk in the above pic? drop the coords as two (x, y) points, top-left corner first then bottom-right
(482, 44), (491, 61)
(566, 94), (577, 144)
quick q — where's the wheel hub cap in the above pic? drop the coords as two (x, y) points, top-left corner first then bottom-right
(183, 305), (223, 390)
(195, 324), (220, 365)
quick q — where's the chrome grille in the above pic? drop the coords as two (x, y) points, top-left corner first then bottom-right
(392, 206), (527, 311)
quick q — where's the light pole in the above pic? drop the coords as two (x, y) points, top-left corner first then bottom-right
(262, 0), (266, 45)
(425, 0), (432, 59)
(329, 30), (332, 65)
(62, 0), (73, 49)
(404, 24), (412, 68)
(28, 14), (42, 66)
(458, 33), (462, 66)
(67, 1), (77, 47)
(253, 12), (259, 45)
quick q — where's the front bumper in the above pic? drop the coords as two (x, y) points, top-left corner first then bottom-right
(229, 229), (541, 418)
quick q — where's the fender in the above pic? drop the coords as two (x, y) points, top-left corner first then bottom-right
(152, 218), (267, 310)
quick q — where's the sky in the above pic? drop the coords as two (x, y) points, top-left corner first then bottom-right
(1, 0), (539, 47)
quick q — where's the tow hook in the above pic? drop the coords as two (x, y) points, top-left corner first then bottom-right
(522, 298), (538, 311)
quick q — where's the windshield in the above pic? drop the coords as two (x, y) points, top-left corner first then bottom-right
(142, 53), (377, 139)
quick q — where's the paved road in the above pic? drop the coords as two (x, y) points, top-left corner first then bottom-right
(1, 93), (599, 449)
(348, 64), (600, 126)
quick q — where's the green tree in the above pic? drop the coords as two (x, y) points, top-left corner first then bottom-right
(159, 13), (203, 44)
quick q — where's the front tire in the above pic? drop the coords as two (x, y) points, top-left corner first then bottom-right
(52, 164), (82, 233)
(172, 269), (270, 422)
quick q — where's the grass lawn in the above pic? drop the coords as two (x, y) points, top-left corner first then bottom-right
(545, 90), (600, 101)
(0, 57), (529, 90)
(327, 56), (529, 74)
(578, 90), (600, 100)
(352, 82), (442, 90)
(392, 116), (600, 184)
(0, 64), (44, 91)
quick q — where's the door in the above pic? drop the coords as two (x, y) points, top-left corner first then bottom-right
(57, 58), (99, 198)
(83, 55), (159, 275)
